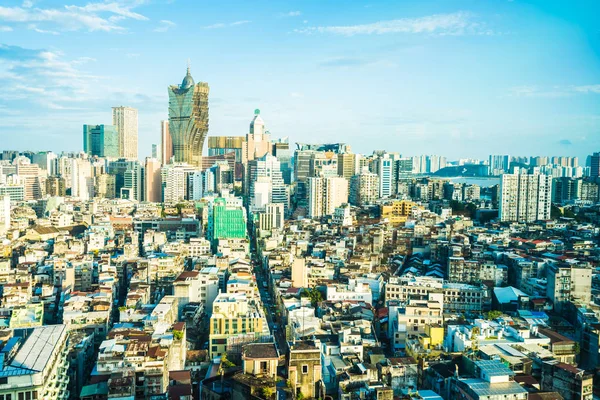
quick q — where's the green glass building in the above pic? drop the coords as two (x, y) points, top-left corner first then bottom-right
(212, 197), (247, 242)
(83, 124), (119, 158)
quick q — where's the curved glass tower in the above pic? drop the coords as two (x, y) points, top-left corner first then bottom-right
(168, 66), (209, 166)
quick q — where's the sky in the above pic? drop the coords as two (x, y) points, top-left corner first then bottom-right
(0, 0), (599, 162)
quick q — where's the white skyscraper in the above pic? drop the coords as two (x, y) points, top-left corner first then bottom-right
(112, 106), (138, 159)
(500, 172), (552, 222)
(378, 154), (393, 198)
(162, 163), (198, 203)
(71, 158), (93, 200)
(308, 176), (349, 219)
(248, 154), (287, 214)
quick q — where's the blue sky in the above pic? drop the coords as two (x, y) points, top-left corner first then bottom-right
(1, 0), (599, 161)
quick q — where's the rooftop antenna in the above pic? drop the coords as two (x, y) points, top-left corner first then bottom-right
(187, 58), (191, 73)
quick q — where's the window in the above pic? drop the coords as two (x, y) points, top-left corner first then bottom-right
(302, 365), (308, 374)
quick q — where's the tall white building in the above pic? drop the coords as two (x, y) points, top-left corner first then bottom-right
(308, 176), (349, 219)
(259, 203), (285, 231)
(71, 158), (93, 200)
(500, 172), (552, 222)
(0, 195), (10, 233)
(162, 163), (198, 203)
(378, 154), (393, 198)
(248, 154), (287, 214)
(112, 106), (138, 159)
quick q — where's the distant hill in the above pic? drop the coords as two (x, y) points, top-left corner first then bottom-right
(433, 164), (488, 177)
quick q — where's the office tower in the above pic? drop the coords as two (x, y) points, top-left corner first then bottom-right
(489, 155), (511, 175)
(83, 124), (119, 158)
(71, 158), (94, 200)
(145, 158), (162, 202)
(94, 174), (116, 198)
(248, 154), (288, 214)
(499, 172), (552, 222)
(309, 151), (337, 178)
(272, 137), (292, 184)
(151, 144), (158, 159)
(308, 176), (349, 218)
(307, 177), (325, 218)
(168, 66), (209, 167)
(31, 151), (58, 175)
(162, 163), (198, 203)
(15, 160), (45, 200)
(552, 177), (580, 204)
(395, 157), (413, 180)
(0, 195), (10, 232)
(243, 109), (271, 163)
(189, 171), (205, 200)
(45, 176), (66, 196)
(337, 153), (357, 180)
(349, 169), (379, 206)
(378, 154), (393, 198)
(259, 203), (285, 231)
(160, 120), (173, 165)
(112, 106), (138, 159)
(107, 159), (142, 199)
(590, 152), (600, 178)
(580, 181), (599, 202)
(208, 136), (245, 162)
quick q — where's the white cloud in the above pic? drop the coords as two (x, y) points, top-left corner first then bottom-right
(153, 19), (175, 32)
(279, 11), (301, 17)
(203, 20), (250, 29)
(509, 84), (600, 98)
(290, 92), (304, 98)
(0, 25), (12, 31)
(28, 23), (59, 35)
(573, 85), (600, 94)
(296, 11), (494, 36)
(0, 1), (149, 32)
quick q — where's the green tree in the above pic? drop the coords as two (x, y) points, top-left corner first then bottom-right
(261, 387), (274, 399)
(486, 310), (503, 320)
(551, 205), (562, 219)
(172, 330), (183, 340)
(306, 288), (323, 307)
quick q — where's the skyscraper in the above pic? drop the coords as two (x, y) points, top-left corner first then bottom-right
(378, 154), (393, 198)
(243, 109), (271, 163)
(145, 158), (162, 203)
(160, 120), (173, 165)
(83, 124), (119, 158)
(307, 176), (348, 219)
(499, 172), (552, 222)
(168, 66), (209, 167)
(112, 106), (138, 159)
(590, 152), (600, 178)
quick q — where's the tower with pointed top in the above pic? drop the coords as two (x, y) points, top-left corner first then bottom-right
(168, 65), (209, 167)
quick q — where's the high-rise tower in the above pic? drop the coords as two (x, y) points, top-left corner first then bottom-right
(112, 106), (138, 159)
(168, 66), (209, 167)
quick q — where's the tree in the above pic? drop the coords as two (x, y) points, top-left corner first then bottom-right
(306, 288), (323, 307)
(221, 355), (236, 368)
(260, 387), (275, 399)
(173, 330), (183, 340)
(486, 310), (503, 320)
(551, 205), (562, 219)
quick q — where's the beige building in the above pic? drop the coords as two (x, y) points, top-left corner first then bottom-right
(145, 157), (162, 202)
(112, 106), (138, 159)
(160, 120), (173, 165)
(209, 293), (267, 358)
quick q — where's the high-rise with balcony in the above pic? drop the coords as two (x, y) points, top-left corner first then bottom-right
(499, 172), (552, 222)
(168, 66), (209, 167)
(112, 106), (138, 159)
